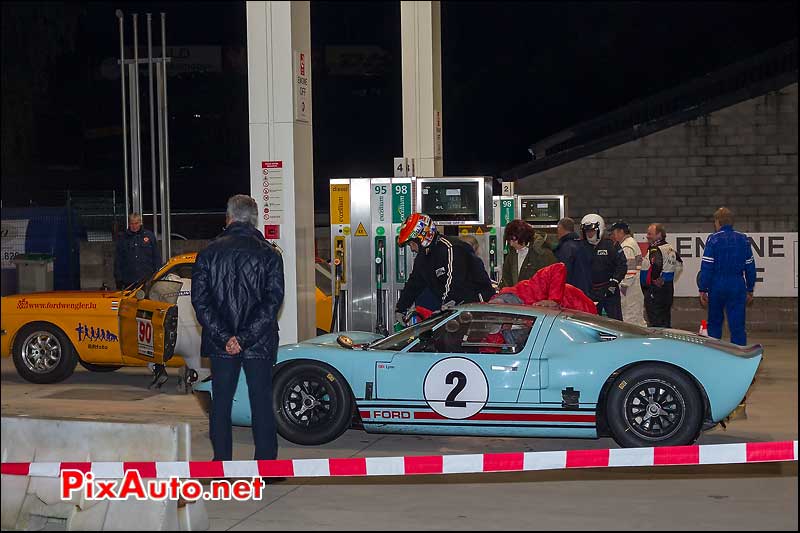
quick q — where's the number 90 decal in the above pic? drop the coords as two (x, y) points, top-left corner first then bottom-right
(423, 357), (488, 420)
(136, 317), (154, 357)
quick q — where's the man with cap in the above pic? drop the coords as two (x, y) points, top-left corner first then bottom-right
(609, 221), (646, 327)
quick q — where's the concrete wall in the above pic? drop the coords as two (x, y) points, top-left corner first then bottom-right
(516, 82), (798, 332)
(516, 82), (798, 234)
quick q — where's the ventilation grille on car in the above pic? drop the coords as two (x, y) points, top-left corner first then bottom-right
(661, 331), (708, 345)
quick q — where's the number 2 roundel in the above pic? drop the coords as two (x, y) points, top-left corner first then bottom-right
(423, 357), (488, 420)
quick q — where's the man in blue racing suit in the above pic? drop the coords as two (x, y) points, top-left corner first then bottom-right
(697, 207), (756, 346)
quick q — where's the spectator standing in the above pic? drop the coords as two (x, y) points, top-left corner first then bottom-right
(609, 221), (647, 327)
(114, 212), (162, 289)
(499, 219), (557, 289)
(553, 217), (592, 296)
(191, 195), (285, 461)
(641, 223), (683, 327)
(697, 207), (756, 345)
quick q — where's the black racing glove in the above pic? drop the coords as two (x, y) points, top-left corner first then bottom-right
(604, 279), (620, 299)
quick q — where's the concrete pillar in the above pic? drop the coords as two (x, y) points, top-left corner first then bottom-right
(247, 1), (315, 343)
(401, 1), (444, 177)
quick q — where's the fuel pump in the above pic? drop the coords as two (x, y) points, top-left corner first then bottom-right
(516, 195), (567, 245)
(492, 195), (516, 282)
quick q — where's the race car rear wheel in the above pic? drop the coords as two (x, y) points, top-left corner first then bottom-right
(606, 363), (703, 448)
(12, 323), (78, 384)
(273, 362), (352, 445)
(79, 361), (123, 373)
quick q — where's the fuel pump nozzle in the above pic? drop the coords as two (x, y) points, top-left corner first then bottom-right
(374, 236), (388, 337)
(330, 238), (346, 332)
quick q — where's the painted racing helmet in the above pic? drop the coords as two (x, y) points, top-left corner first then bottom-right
(397, 213), (437, 249)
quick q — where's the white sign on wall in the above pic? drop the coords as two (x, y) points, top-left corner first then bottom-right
(294, 50), (310, 123)
(261, 161), (284, 225)
(634, 232), (798, 297)
(1, 219), (29, 269)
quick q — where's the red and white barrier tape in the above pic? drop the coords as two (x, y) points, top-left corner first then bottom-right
(2, 441), (796, 480)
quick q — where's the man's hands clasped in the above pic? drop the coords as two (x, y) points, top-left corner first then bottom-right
(226, 336), (242, 355)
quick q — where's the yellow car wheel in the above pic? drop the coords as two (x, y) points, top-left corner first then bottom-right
(12, 322), (78, 384)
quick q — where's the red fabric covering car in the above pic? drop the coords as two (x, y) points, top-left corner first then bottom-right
(493, 262), (598, 315)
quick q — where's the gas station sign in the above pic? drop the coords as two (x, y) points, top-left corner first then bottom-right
(330, 183), (350, 225)
(392, 182), (412, 223)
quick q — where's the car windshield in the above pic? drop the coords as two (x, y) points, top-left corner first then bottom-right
(368, 310), (455, 351)
(122, 275), (149, 294)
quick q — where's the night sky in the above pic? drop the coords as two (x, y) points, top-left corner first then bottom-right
(1, 1), (797, 213)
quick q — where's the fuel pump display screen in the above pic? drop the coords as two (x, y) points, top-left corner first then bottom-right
(420, 181), (480, 222)
(519, 198), (562, 224)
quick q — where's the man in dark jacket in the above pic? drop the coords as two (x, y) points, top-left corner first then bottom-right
(394, 213), (495, 321)
(553, 217), (592, 296)
(114, 213), (162, 289)
(191, 195), (285, 461)
(580, 213), (626, 320)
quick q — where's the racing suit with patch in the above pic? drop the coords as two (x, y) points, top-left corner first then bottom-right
(697, 225), (756, 346)
(587, 238), (627, 320)
(395, 235), (496, 313)
(619, 235), (646, 326)
(640, 238), (683, 327)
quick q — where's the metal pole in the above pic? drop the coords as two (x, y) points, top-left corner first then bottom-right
(156, 62), (168, 261)
(128, 64), (140, 215)
(161, 13), (172, 259)
(116, 10), (130, 219)
(147, 13), (159, 239)
(132, 13), (143, 215)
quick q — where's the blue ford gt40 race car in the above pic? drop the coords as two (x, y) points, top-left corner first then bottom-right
(193, 304), (761, 448)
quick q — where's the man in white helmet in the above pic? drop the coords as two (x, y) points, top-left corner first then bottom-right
(580, 214), (626, 320)
(609, 221), (646, 326)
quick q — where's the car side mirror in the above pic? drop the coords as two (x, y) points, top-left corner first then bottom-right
(337, 335), (368, 350)
(135, 289), (146, 300)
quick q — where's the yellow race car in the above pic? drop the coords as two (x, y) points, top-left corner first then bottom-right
(1, 253), (333, 384)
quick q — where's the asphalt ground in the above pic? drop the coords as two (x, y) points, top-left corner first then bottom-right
(1, 334), (797, 531)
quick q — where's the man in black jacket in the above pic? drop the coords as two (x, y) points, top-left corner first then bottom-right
(580, 213), (626, 320)
(553, 217), (592, 296)
(114, 213), (162, 289)
(394, 213), (495, 322)
(191, 195), (285, 461)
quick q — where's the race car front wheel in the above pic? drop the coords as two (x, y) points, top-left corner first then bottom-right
(273, 362), (353, 445)
(12, 323), (78, 384)
(606, 363), (703, 448)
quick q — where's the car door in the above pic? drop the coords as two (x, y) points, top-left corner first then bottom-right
(375, 310), (541, 421)
(118, 279), (181, 365)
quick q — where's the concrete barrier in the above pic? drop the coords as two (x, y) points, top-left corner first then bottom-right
(1, 417), (208, 531)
